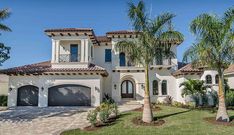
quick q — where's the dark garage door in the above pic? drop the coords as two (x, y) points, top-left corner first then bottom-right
(17, 85), (39, 106)
(48, 84), (91, 106)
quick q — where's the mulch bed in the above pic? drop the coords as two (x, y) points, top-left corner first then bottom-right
(132, 116), (165, 126)
(203, 117), (234, 126)
(133, 106), (161, 112)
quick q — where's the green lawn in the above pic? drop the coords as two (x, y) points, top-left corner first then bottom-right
(62, 105), (234, 135)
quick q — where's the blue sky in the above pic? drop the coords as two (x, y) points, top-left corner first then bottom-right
(0, 0), (233, 68)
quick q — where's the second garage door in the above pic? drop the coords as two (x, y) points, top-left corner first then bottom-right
(48, 84), (91, 106)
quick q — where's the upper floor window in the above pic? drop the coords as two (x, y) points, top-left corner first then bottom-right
(161, 80), (167, 95)
(152, 80), (159, 95)
(119, 52), (126, 66)
(70, 44), (78, 62)
(156, 49), (163, 65)
(206, 75), (212, 84)
(91, 46), (93, 58)
(215, 74), (219, 84)
(105, 49), (112, 62)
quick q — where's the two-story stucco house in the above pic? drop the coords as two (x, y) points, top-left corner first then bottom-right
(0, 28), (233, 107)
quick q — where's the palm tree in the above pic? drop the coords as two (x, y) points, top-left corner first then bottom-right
(0, 8), (11, 65)
(183, 8), (234, 122)
(115, 1), (183, 123)
(180, 79), (208, 106)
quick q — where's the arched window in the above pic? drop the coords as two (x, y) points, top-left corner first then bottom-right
(119, 52), (126, 66)
(215, 75), (219, 84)
(206, 75), (212, 84)
(152, 80), (159, 95)
(161, 80), (167, 95)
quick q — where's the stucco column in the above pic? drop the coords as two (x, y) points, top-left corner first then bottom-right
(51, 39), (56, 63)
(7, 87), (17, 107)
(84, 39), (89, 62)
(38, 86), (48, 107)
(55, 40), (60, 63)
(81, 39), (85, 62)
(159, 81), (162, 96)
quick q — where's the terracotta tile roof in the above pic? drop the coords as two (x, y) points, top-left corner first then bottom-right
(224, 64), (234, 74)
(106, 30), (139, 35)
(172, 63), (204, 76)
(96, 36), (111, 42)
(44, 28), (93, 32)
(0, 61), (108, 76)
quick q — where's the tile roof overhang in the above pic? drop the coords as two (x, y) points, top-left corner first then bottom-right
(172, 63), (204, 77)
(44, 28), (100, 46)
(0, 61), (108, 77)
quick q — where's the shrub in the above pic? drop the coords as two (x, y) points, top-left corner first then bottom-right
(99, 109), (110, 123)
(103, 93), (115, 104)
(0, 95), (7, 106)
(87, 110), (98, 127)
(87, 101), (119, 127)
(209, 91), (218, 106)
(164, 96), (173, 105)
(226, 91), (234, 106)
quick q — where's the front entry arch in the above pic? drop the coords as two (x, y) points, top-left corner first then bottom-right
(121, 80), (134, 98)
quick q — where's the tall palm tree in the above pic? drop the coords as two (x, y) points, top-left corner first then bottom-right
(0, 8), (11, 65)
(183, 8), (234, 122)
(115, 1), (183, 123)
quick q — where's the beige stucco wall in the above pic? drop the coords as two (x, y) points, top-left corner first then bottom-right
(224, 72), (234, 89)
(8, 75), (103, 107)
(0, 75), (9, 96)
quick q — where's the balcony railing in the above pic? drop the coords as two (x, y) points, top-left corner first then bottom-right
(59, 54), (80, 63)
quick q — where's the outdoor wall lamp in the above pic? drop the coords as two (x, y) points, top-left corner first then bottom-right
(41, 87), (44, 91)
(9, 87), (12, 91)
(141, 84), (145, 90)
(114, 84), (117, 90)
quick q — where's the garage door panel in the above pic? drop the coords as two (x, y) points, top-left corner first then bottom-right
(48, 84), (91, 106)
(17, 85), (39, 106)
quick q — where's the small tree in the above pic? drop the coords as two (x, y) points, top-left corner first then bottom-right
(180, 79), (208, 106)
(180, 79), (208, 97)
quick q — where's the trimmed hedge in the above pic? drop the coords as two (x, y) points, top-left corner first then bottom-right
(0, 95), (7, 106)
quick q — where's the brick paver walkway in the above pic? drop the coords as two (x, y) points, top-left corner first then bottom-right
(0, 104), (141, 135)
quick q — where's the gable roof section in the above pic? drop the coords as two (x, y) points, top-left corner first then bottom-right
(0, 61), (108, 77)
(172, 63), (204, 76)
(224, 64), (234, 75)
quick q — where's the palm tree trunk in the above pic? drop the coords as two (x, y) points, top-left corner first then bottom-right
(216, 70), (229, 122)
(142, 64), (153, 123)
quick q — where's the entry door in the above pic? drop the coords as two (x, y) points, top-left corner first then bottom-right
(121, 80), (134, 98)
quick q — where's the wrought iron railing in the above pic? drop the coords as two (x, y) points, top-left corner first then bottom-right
(59, 54), (80, 62)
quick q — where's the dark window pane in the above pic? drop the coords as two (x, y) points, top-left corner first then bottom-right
(105, 49), (112, 62)
(70, 44), (78, 62)
(206, 75), (212, 84)
(119, 52), (126, 66)
(162, 80), (167, 95)
(215, 75), (219, 84)
(153, 80), (158, 95)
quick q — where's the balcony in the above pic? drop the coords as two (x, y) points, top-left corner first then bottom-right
(59, 54), (80, 63)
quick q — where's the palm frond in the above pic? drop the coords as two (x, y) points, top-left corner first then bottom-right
(0, 8), (11, 20)
(0, 24), (11, 32)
